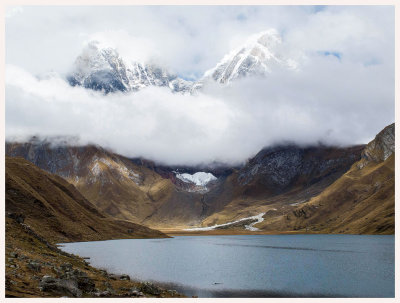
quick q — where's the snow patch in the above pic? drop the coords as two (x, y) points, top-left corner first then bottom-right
(175, 172), (217, 186)
(185, 212), (265, 231)
(244, 213), (265, 231)
(89, 156), (140, 184)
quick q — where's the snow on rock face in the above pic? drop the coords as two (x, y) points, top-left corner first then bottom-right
(184, 212), (266, 231)
(68, 41), (194, 94)
(68, 29), (297, 94)
(89, 156), (141, 185)
(175, 172), (217, 186)
(201, 29), (296, 85)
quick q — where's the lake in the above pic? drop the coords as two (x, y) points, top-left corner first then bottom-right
(59, 234), (394, 298)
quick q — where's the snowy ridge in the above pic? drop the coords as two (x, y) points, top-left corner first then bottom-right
(202, 29), (295, 85)
(68, 29), (297, 94)
(69, 41), (193, 94)
(185, 212), (266, 231)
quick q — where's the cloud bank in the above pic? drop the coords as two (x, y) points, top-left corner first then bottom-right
(5, 6), (394, 165)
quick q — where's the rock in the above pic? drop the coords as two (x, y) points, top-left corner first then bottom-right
(60, 268), (95, 293)
(27, 261), (42, 272)
(119, 274), (130, 281)
(108, 274), (117, 280)
(97, 290), (111, 297)
(99, 270), (108, 277)
(7, 212), (25, 223)
(167, 289), (178, 296)
(139, 282), (162, 295)
(77, 275), (95, 293)
(129, 288), (145, 297)
(236, 144), (362, 192)
(361, 123), (395, 165)
(39, 275), (82, 297)
(10, 252), (18, 258)
(60, 263), (73, 271)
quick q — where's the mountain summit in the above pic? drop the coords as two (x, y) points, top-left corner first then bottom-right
(202, 29), (296, 85)
(67, 30), (295, 94)
(68, 41), (193, 94)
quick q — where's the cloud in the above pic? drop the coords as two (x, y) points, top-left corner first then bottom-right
(5, 6), (394, 166)
(7, 6), (392, 78)
(5, 6), (23, 19)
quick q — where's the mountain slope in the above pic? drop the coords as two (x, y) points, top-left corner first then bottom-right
(197, 144), (364, 227)
(256, 123), (395, 234)
(6, 156), (168, 243)
(6, 140), (364, 229)
(6, 140), (173, 224)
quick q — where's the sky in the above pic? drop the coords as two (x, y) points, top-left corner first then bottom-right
(5, 5), (395, 166)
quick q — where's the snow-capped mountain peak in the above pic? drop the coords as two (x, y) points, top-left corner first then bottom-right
(202, 29), (295, 85)
(68, 41), (194, 94)
(68, 29), (297, 94)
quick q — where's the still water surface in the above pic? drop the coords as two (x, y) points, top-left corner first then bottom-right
(60, 235), (394, 297)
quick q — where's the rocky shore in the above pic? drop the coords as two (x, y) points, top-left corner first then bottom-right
(5, 216), (185, 298)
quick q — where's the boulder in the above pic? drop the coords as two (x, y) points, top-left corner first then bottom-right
(119, 274), (130, 281)
(39, 275), (82, 297)
(139, 282), (162, 295)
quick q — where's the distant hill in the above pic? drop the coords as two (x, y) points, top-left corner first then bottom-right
(6, 140), (365, 231)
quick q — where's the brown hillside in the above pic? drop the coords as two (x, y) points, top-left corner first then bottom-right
(257, 124), (395, 234)
(5, 156), (168, 243)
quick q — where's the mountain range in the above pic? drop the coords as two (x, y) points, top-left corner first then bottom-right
(7, 123), (393, 234)
(5, 29), (395, 236)
(67, 30), (294, 94)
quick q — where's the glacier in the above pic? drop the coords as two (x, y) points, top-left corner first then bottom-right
(175, 171), (217, 186)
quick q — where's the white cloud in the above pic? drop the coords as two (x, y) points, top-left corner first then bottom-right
(5, 6), (394, 165)
(5, 6), (23, 19)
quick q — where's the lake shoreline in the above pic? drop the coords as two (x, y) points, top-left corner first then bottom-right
(59, 234), (395, 298)
(160, 229), (393, 237)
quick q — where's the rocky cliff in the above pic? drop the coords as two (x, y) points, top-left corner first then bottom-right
(256, 123), (395, 234)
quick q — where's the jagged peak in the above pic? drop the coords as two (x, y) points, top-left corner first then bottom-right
(202, 29), (294, 85)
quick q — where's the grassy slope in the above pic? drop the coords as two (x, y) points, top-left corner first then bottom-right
(6, 156), (168, 243)
(72, 154), (176, 224)
(257, 154), (395, 234)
